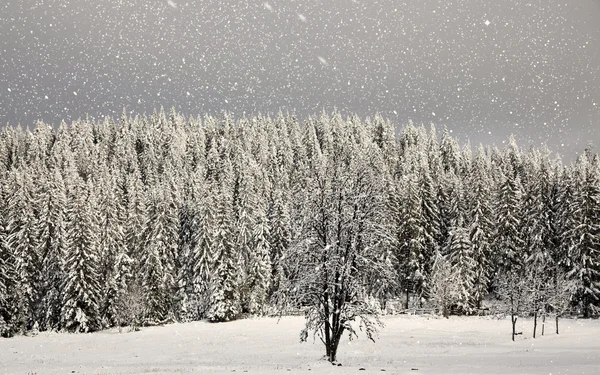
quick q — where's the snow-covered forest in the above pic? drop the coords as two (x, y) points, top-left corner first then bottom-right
(0, 109), (599, 337)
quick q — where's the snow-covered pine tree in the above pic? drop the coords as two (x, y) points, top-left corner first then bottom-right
(95, 164), (128, 328)
(495, 165), (525, 274)
(371, 113), (398, 171)
(395, 173), (425, 309)
(123, 167), (147, 269)
(188, 177), (217, 319)
(440, 126), (460, 174)
(263, 121), (292, 297)
(566, 153), (600, 317)
(175, 196), (196, 321)
(522, 152), (551, 269)
(436, 172), (454, 253)
(467, 146), (494, 308)
(446, 222), (477, 313)
(61, 169), (102, 333)
(419, 165), (441, 299)
(0, 188), (15, 336)
(35, 167), (68, 331)
(175, 167), (206, 321)
(246, 200), (272, 315)
(207, 157), (241, 322)
(141, 183), (178, 324)
(231, 149), (256, 311)
(5, 167), (40, 332)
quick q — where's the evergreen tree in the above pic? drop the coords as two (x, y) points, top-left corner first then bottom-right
(207, 158), (241, 322)
(567, 154), (600, 317)
(246, 202), (272, 315)
(0, 198), (15, 336)
(61, 172), (102, 333)
(36, 168), (67, 331)
(495, 166), (525, 273)
(446, 224), (476, 313)
(419, 165), (441, 296)
(96, 166), (128, 327)
(5, 168), (39, 332)
(141, 184), (178, 324)
(394, 174), (425, 308)
(468, 147), (494, 307)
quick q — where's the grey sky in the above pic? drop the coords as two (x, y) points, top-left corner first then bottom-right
(1, 0), (599, 157)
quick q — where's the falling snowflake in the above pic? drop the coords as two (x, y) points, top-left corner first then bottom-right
(484, 19), (491, 26)
(297, 13), (307, 22)
(263, 2), (273, 11)
(167, 0), (178, 9)
(317, 56), (329, 66)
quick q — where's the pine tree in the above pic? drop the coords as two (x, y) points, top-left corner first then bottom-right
(495, 166), (525, 274)
(124, 168), (147, 277)
(468, 147), (494, 308)
(207, 158), (241, 322)
(36, 168), (68, 331)
(247, 202), (272, 315)
(190, 182), (218, 318)
(440, 126), (460, 174)
(446, 224), (476, 313)
(567, 154), (600, 317)
(419, 165), (441, 297)
(5, 167), (39, 332)
(395, 174), (425, 308)
(0, 201), (15, 336)
(141, 184), (178, 324)
(175, 168), (205, 321)
(96, 166), (128, 327)
(61, 172), (102, 333)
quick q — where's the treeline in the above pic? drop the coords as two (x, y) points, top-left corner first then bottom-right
(0, 109), (598, 336)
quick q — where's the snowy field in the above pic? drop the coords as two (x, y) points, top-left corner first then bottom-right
(1, 315), (599, 375)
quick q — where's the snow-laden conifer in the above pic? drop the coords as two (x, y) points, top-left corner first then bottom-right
(61, 169), (102, 333)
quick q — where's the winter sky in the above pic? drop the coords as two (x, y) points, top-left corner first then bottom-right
(1, 0), (599, 157)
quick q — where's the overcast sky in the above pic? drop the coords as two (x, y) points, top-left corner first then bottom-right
(1, 0), (599, 157)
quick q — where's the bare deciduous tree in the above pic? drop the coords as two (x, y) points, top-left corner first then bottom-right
(496, 270), (529, 341)
(275, 120), (397, 363)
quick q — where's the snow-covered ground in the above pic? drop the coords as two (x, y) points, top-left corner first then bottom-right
(1, 315), (599, 374)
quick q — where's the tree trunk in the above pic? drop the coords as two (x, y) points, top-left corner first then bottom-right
(556, 315), (559, 335)
(328, 327), (345, 363)
(511, 314), (517, 342)
(541, 314), (545, 336)
(533, 311), (537, 339)
(327, 337), (335, 362)
(405, 287), (410, 310)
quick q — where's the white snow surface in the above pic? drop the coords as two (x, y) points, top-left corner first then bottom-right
(1, 315), (599, 374)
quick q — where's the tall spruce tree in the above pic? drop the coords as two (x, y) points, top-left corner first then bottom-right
(141, 184), (178, 324)
(5, 167), (39, 332)
(567, 154), (600, 317)
(207, 157), (241, 322)
(61, 171), (102, 333)
(36, 168), (68, 331)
